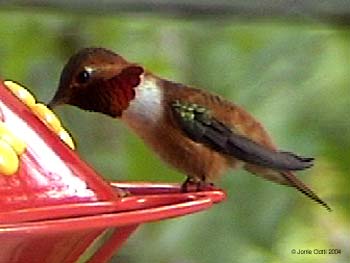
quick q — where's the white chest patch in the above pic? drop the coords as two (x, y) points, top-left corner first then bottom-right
(122, 75), (163, 130)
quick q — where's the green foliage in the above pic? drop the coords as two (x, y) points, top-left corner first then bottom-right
(0, 9), (349, 263)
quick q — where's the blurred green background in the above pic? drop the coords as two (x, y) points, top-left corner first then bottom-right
(0, 3), (349, 263)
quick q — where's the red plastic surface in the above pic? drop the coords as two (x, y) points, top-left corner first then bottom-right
(0, 183), (225, 263)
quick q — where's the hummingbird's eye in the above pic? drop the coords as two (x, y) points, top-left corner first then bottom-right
(76, 69), (91, 84)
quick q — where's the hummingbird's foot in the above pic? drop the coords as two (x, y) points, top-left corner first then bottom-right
(181, 177), (197, 192)
(114, 187), (131, 197)
(181, 177), (216, 192)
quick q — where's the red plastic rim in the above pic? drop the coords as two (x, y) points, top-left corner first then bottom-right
(0, 183), (226, 235)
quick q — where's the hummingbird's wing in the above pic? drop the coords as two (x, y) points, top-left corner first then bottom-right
(170, 100), (313, 171)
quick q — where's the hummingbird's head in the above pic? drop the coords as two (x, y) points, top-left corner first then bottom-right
(49, 47), (144, 117)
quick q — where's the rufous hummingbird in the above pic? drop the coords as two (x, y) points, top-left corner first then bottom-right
(49, 47), (331, 211)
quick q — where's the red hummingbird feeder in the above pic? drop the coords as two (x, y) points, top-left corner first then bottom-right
(0, 80), (225, 262)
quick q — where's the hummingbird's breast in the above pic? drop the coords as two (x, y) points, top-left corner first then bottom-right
(121, 74), (163, 130)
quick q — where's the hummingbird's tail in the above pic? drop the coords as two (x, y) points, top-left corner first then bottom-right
(281, 171), (332, 211)
(243, 164), (331, 211)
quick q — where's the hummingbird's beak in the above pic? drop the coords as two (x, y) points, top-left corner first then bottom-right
(48, 88), (67, 109)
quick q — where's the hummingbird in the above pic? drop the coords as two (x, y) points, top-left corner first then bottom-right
(49, 47), (331, 211)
